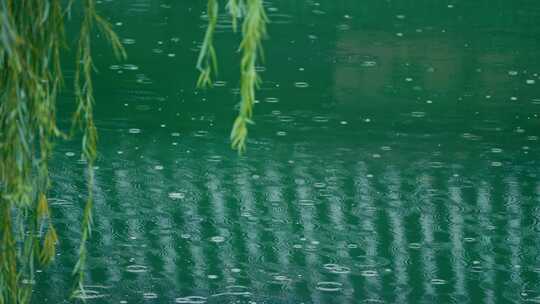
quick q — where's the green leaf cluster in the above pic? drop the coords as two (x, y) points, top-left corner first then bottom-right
(197, 0), (268, 153)
(0, 0), (124, 302)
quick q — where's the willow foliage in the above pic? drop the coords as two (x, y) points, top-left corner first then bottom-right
(0, 0), (266, 303)
(198, 0), (268, 153)
(0, 0), (124, 303)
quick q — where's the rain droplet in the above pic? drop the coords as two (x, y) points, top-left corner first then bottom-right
(143, 293), (158, 299)
(210, 236), (225, 243)
(312, 116), (329, 123)
(294, 82), (309, 88)
(265, 97), (279, 103)
(409, 242), (421, 249)
(175, 296), (207, 304)
(168, 192), (185, 200)
(431, 278), (447, 285)
(361, 61), (377, 67)
(361, 270), (378, 277)
(122, 64), (139, 71)
(316, 281), (342, 292)
(121, 38), (136, 45)
(126, 265), (148, 273)
(411, 111), (426, 118)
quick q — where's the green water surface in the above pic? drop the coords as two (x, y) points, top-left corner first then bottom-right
(38, 0), (540, 303)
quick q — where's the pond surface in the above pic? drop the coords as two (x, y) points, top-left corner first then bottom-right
(38, 0), (540, 303)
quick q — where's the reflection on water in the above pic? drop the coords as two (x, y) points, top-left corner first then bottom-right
(44, 143), (540, 303)
(38, 0), (540, 303)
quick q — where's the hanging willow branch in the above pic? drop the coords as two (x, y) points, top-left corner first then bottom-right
(0, 0), (124, 303)
(0, 0), (67, 302)
(231, 0), (267, 152)
(70, 0), (125, 300)
(196, 0), (219, 88)
(197, 0), (268, 153)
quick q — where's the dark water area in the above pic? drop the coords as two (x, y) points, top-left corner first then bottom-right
(39, 0), (540, 303)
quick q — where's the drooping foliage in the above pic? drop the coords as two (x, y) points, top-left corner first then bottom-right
(197, 0), (268, 152)
(0, 0), (266, 302)
(0, 0), (124, 302)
